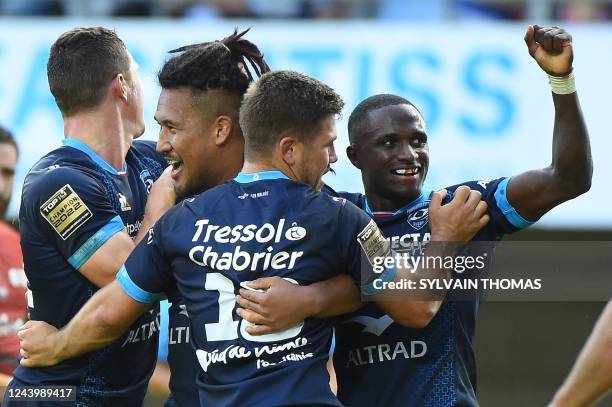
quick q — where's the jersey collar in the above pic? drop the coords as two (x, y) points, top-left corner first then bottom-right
(234, 171), (290, 183)
(364, 190), (431, 218)
(63, 138), (127, 176)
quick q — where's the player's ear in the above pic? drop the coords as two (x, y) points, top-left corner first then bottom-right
(346, 145), (362, 169)
(112, 73), (129, 103)
(214, 115), (233, 146)
(279, 135), (298, 166)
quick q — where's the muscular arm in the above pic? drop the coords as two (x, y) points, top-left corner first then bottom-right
(507, 25), (592, 221)
(237, 187), (489, 333)
(19, 280), (153, 367)
(78, 168), (175, 288)
(550, 302), (612, 407)
(372, 242), (455, 328)
(236, 274), (362, 334)
(370, 188), (484, 326)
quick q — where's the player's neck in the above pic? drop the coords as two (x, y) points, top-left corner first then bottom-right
(366, 191), (422, 213)
(241, 160), (290, 178)
(63, 110), (132, 171)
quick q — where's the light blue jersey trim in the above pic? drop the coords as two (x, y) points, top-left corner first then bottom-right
(67, 216), (125, 270)
(158, 300), (170, 362)
(494, 177), (535, 229)
(63, 138), (127, 175)
(117, 265), (162, 304)
(234, 171), (290, 183)
(364, 190), (431, 217)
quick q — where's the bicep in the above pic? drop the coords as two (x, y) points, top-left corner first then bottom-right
(79, 231), (135, 288)
(505, 168), (564, 221)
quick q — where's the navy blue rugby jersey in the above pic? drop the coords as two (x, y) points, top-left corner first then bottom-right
(164, 298), (200, 407)
(14, 138), (165, 406)
(331, 178), (533, 407)
(118, 171), (386, 407)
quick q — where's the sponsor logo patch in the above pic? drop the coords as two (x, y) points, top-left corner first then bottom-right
(139, 169), (154, 193)
(285, 223), (307, 241)
(40, 184), (92, 240)
(357, 219), (390, 266)
(118, 193), (132, 212)
(406, 205), (429, 230)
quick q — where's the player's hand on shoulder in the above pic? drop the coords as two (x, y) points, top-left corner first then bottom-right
(18, 320), (63, 368)
(236, 277), (312, 335)
(524, 24), (573, 76)
(428, 186), (490, 242)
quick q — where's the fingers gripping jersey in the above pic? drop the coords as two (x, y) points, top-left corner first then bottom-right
(331, 178), (533, 407)
(119, 171), (377, 407)
(13, 140), (165, 406)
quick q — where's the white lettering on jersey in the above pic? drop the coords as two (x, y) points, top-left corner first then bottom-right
(196, 336), (313, 372)
(122, 311), (160, 347)
(477, 179), (492, 189)
(189, 219), (306, 271)
(345, 340), (427, 368)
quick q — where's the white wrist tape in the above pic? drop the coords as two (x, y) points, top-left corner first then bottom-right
(548, 72), (576, 95)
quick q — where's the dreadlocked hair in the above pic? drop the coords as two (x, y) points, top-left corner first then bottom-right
(158, 28), (270, 94)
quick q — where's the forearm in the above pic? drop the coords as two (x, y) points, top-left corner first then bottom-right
(551, 302), (612, 407)
(134, 212), (160, 245)
(372, 243), (455, 327)
(56, 282), (146, 360)
(308, 274), (361, 318)
(550, 91), (592, 195)
(135, 168), (176, 245)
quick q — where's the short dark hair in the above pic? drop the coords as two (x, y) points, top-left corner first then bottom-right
(0, 125), (18, 158)
(240, 70), (344, 159)
(348, 94), (420, 144)
(47, 27), (131, 117)
(158, 28), (270, 96)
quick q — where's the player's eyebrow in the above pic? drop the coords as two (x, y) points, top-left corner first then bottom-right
(154, 116), (179, 127)
(373, 130), (427, 141)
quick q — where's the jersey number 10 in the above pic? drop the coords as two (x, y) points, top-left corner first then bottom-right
(204, 273), (303, 343)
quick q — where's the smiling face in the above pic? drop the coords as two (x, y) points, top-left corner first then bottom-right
(155, 87), (221, 198)
(347, 103), (429, 211)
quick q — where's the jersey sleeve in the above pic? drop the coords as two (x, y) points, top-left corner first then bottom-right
(336, 199), (391, 286)
(118, 221), (172, 304)
(447, 177), (535, 236)
(26, 166), (125, 270)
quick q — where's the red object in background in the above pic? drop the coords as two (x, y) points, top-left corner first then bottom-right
(0, 221), (27, 375)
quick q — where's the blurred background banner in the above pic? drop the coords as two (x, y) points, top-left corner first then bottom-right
(0, 16), (609, 228)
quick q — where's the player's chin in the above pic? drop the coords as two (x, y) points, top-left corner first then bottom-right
(173, 182), (188, 201)
(388, 172), (422, 188)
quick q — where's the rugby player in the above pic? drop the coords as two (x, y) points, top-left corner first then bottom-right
(3, 27), (172, 406)
(153, 29), (270, 406)
(17, 71), (488, 406)
(236, 25), (592, 406)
